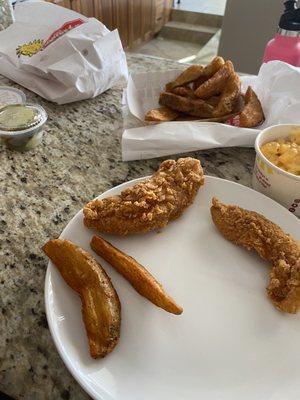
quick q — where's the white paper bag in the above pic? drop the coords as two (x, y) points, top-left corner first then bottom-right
(0, 1), (128, 104)
(122, 61), (300, 161)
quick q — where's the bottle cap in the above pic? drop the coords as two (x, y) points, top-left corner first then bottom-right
(279, 0), (300, 31)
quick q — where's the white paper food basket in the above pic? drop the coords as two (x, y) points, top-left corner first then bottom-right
(122, 61), (300, 161)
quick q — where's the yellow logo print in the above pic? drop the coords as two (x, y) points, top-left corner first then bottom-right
(16, 39), (44, 58)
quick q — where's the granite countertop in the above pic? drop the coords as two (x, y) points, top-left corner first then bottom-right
(0, 53), (255, 400)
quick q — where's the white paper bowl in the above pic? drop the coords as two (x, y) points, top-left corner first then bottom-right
(252, 124), (300, 217)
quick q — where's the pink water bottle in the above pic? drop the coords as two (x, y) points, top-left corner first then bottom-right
(263, 0), (300, 66)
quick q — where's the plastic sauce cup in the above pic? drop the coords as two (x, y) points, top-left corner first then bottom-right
(0, 103), (47, 151)
(252, 124), (300, 218)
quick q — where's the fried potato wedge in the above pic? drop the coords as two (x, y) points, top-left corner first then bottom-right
(205, 95), (221, 107)
(193, 56), (225, 90)
(43, 239), (121, 358)
(194, 60), (234, 99)
(212, 73), (241, 117)
(171, 86), (195, 98)
(165, 65), (204, 91)
(91, 235), (183, 315)
(159, 91), (213, 117)
(145, 106), (179, 122)
(239, 86), (264, 128)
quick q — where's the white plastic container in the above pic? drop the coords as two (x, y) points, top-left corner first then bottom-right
(252, 124), (300, 217)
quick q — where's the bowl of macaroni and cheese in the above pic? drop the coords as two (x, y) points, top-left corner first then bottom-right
(252, 124), (300, 217)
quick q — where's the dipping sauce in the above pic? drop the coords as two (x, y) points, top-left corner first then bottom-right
(0, 103), (47, 151)
(0, 104), (39, 131)
(260, 133), (300, 176)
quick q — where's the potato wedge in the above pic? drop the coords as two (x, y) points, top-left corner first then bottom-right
(43, 239), (121, 358)
(145, 106), (179, 122)
(159, 91), (213, 118)
(212, 72), (241, 117)
(165, 65), (204, 91)
(194, 60), (234, 99)
(205, 95), (221, 107)
(239, 86), (264, 127)
(91, 235), (183, 315)
(171, 86), (195, 98)
(192, 56), (225, 90)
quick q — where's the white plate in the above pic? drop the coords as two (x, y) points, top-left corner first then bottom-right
(45, 176), (300, 400)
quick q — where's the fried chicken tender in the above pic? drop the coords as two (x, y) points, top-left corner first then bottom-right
(145, 106), (179, 122)
(43, 239), (121, 358)
(194, 61), (234, 99)
(239, 86), (264, 128)
(211, 198), (300, 314)
(159, 92), (213, 118)
(165, 65), (204, 91)
(192, 56), (225, 90)
(84, 158), (204, 235)
(212, 73), (241, 117)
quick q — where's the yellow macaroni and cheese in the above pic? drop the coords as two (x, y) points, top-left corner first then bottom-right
(260, 133), (300, 176)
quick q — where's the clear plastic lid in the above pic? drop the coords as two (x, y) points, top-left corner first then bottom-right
(0, 104), (46, 132)
(0, 86), (26, 109)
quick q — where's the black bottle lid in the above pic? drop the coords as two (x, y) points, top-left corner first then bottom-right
(279, 0), (300, 31)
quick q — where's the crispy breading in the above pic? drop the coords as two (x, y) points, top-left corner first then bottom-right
(210, 198), (300, 314)
(42, 239), (121, 358)
(91, 235), (183, 315)
(239, 86), (264, 128)
(171, 86), (195, 98)
(84, 158), (204, 235)
(192, 56), (225, 90)
(194, 61), (234, 99)
(165, 65), (204, 91)
(145, 106), (179, 122)
(212, 73), (241, 117)
(159, 91), (213, 118)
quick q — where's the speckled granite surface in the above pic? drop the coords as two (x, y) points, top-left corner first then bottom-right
(0, 53), (255, 400)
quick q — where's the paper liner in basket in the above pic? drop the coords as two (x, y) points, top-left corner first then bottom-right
(122, 61), (300, 161)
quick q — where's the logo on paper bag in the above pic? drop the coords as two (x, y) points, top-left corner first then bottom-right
(16, 39), (44, 57)
(16, 18), (84, 57)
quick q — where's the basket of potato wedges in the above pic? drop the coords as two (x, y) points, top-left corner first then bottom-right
(145, 57), (264, 128)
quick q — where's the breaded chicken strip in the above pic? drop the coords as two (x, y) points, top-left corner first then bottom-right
(84, 158), (204, 235)
(239, 86), (264, 128)
(192, 56), (225, 90)
(212, 73), (241, 117)
(159, 92), (213, 118)
(194, 61), (234, 99)
(211, 198), (300, 313)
